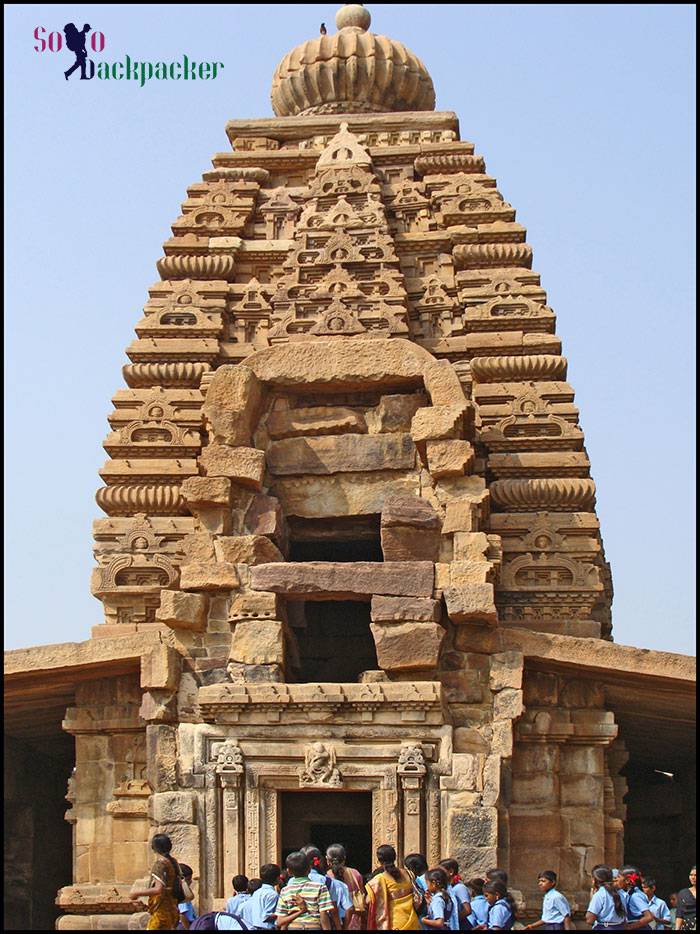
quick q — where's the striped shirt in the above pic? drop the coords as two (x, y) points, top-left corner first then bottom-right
(277, 876), (334, 929)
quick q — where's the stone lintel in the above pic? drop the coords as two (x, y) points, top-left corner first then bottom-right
(250, 561), (435, 599)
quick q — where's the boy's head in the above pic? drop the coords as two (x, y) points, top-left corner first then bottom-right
(404, 853), (428, 878)
(261, 863), (281, 887)
(537, 870), (557, 892)
(440, 858), (459, 882)
(642, 878), (657, 899)
(286, 851), (310, 879)
(486, 868), (508, 885)
(232, 874), (249, 894)
(670, 893), (678, 908)
(180, 863), (193, 883)
(248, 878), (263, 894)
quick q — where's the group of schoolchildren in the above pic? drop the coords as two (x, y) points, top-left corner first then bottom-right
(136, 832), (686, 931)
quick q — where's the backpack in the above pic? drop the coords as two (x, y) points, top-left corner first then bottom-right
(190, 911), (248, 931)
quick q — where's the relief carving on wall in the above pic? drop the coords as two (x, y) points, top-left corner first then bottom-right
(299, 742), (342, 787)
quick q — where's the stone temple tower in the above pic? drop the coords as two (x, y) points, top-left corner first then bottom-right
(5, 6), (695, 931)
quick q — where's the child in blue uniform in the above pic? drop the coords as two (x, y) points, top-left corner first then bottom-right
(483, 880), (515, 930)
(177, 864), (198, 930)
(225, 874), (250, 917)
(440, 859), (473, 930)
(642, 878), (672, 930)
(405, 853), (430, 927)
(523, 870), (573, 930)
(621, 868), (654, 930)
(586, 866), (627, 930)
(423, 867), (459, 930)
(467, 877), (489, 929)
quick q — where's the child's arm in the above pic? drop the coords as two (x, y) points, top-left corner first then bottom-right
(179, 912), (191, 931)
(524, 921), (546, 929)
(275, 895), (307, 929)
(320, 908), (333, 931)
(422, 917), (448, 929)
(563, 914), (574, 930)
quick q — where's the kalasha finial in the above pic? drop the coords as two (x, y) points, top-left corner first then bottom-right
(336, 3), (371, 32)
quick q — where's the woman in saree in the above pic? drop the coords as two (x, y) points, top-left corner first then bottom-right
(130, 833), (183, 930)
(366, 844), (421, 930)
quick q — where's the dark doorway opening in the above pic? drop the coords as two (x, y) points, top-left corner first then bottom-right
(280, 791), (373, 876)
(292, 600), (378, 683)
(288, 515), (383, 563)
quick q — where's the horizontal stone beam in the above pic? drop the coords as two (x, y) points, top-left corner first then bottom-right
(250, 561), (435, 599)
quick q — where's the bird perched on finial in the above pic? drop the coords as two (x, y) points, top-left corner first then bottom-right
(320, 22), (327, 35)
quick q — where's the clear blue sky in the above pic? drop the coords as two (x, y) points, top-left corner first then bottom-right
(4, 4), (695, 654)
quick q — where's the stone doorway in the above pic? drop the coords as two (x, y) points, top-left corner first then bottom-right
(280, 791), (373, 875)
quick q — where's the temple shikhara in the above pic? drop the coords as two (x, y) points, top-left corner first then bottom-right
(5, 5), (696, 930)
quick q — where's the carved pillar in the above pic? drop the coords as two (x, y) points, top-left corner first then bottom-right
(216, 742), (244, 894)
(398, 745), (426, 857)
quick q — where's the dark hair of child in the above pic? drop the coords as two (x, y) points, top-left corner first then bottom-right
(538, 871), (557, 884)
(261, 863), (281, 886)
(483, 880), (517, 920)
(643, 877), (656, 889)
(487, 868), (509, 884)
(326, 844), (349, 886)
(232, 874), (249, 893)
(427, 868), (453, 921)
(248, 878), (263, 894)
(440, 858), (459, 876)
(180, 864), (193, 882)
(286, 851), (310, 878)
(301, 845), (326, 873)
(377, 844), (402, 881)
(405, 853), (429, 877)
(468, 877), (485, 897)
(592, 866), (624, 916)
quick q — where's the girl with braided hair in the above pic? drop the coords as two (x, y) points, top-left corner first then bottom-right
(326, 844), (366, 929)
(130, 833), (185, 930)
(586, 866), (627, 930)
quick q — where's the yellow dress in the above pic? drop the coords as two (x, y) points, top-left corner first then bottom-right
(146, 856), (181, 930)
(366, 869), (420, 930)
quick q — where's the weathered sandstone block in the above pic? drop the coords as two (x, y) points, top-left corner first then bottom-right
(370, 621), (445, 670)
(181, 476), (231, 507)
(215, 535), (284, 565)
(444, 584), (498, 624)
(493, 688), (524, 720)
(180, 562), (239, 591)
(266, 433), (416, 476)
(368, 393), (426, 433)
(150, 791), (196, 825)
(156, 590), (209, 632)
(426, 440), (474, 478)
(141, 644), (181, 690)
(229, 590), (281, 620)
(411, 405), (466, 443)
(182, 533), (217, 563)
(244, 337), (432, 391)
(273, 472), (420, 519)
(489, 651), (523, 691)
(370, 595), (441, 622)
(227, 661), (284, 683)
(267, 404), (366, 439)
(230, 619), (284, 665)
(200, 445), (266, 490)
(452, 532), (491, 561)
(381, 493), (441, 561)
(442, 497), (483, 533)
(245, 493), (288, 547)
(250, 561), (435, 599)
(203, 364), (263, 446)
(423, 360), (467, 406)
(449, 561), (495, 586)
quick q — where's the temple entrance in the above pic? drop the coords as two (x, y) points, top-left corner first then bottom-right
(280, 791), (373, 875)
